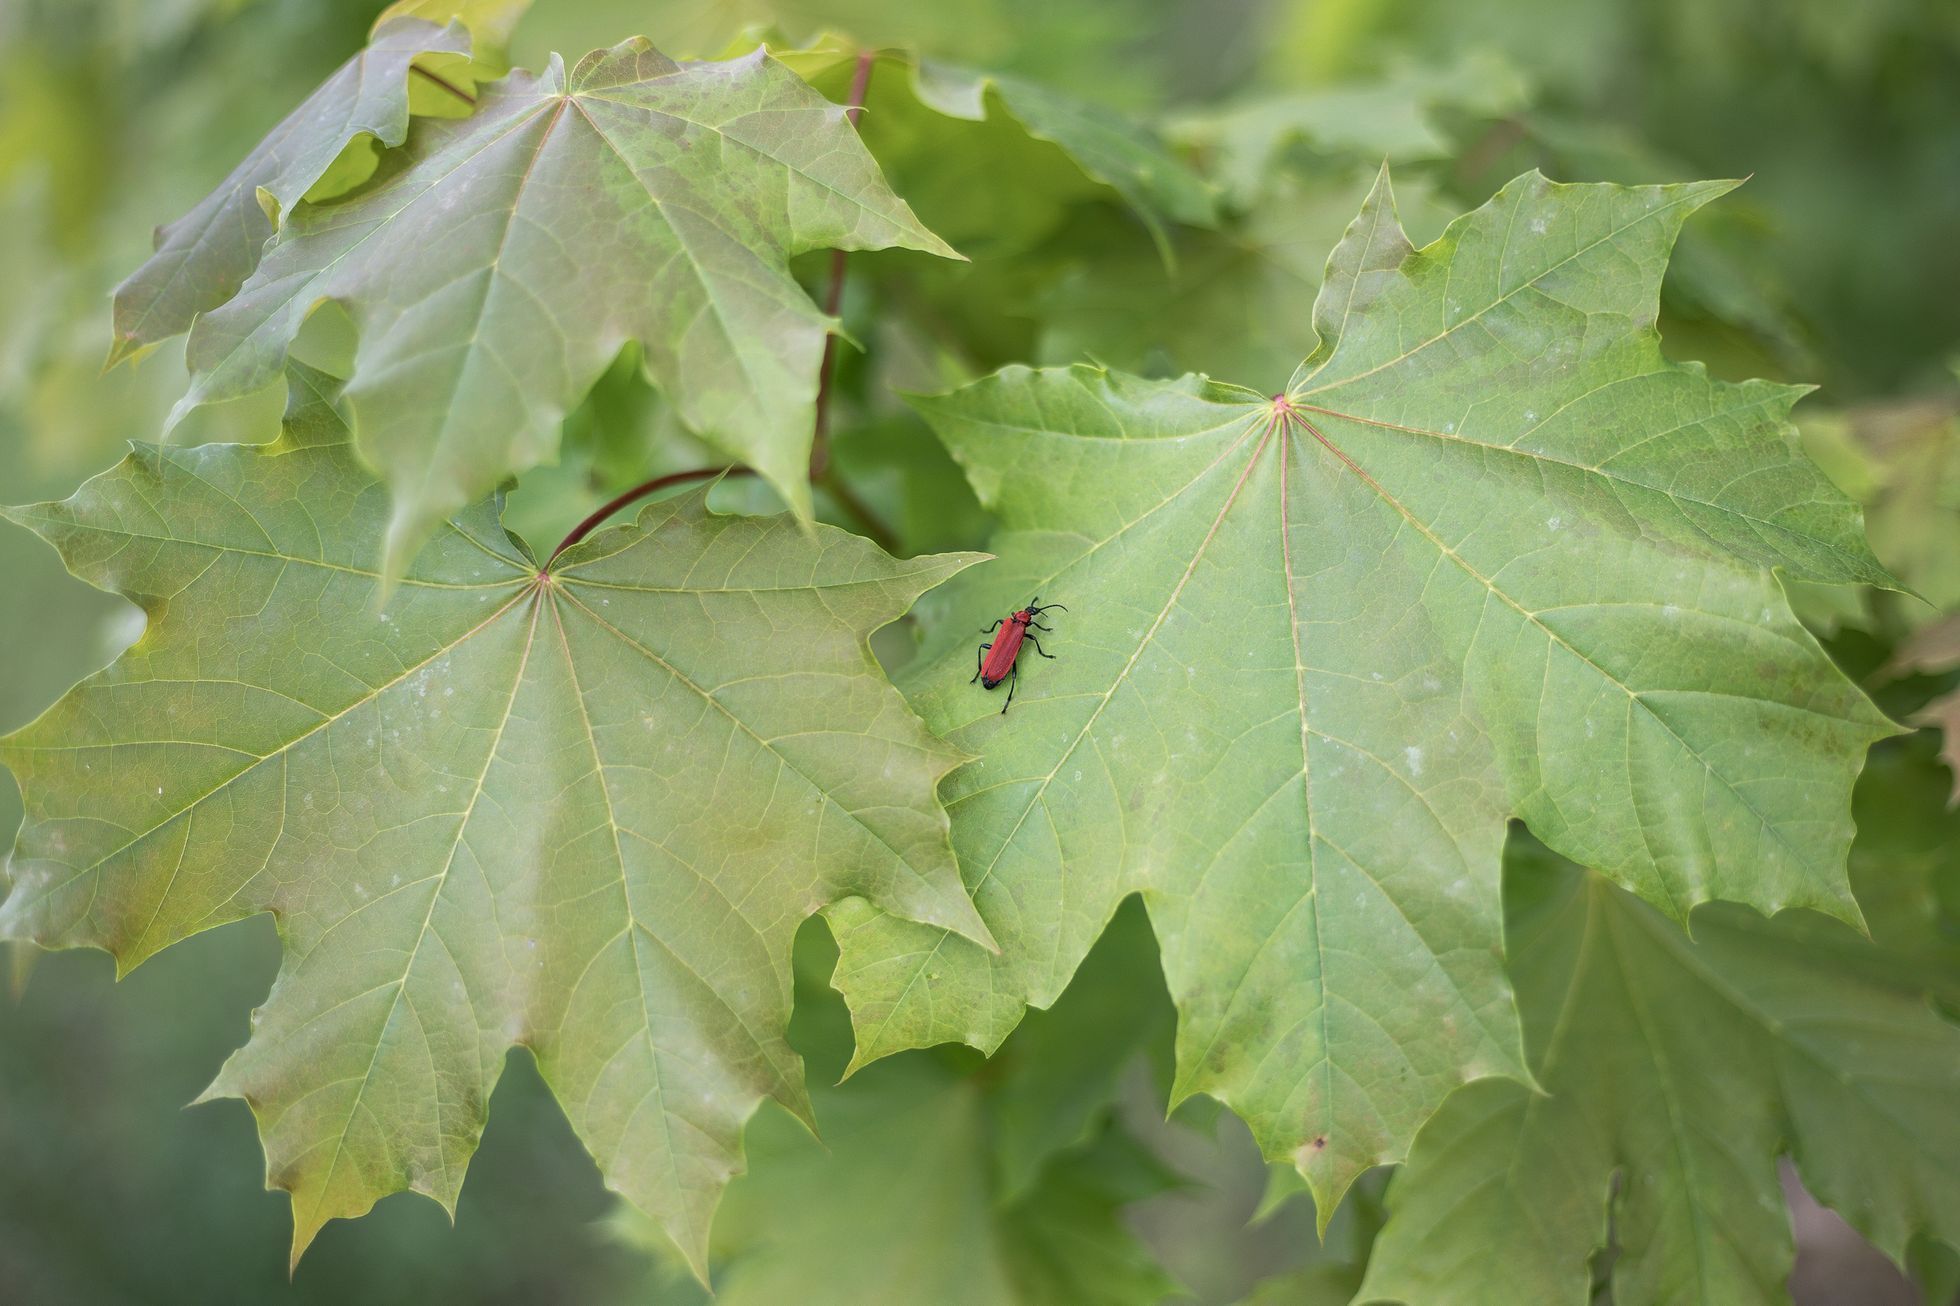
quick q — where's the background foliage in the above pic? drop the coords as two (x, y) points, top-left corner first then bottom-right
(1, 0), (1956, 1302)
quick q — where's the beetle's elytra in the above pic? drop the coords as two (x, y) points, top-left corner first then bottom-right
(970, 599), (1066, 713)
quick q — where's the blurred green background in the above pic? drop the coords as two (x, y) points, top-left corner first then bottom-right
(2, 0), (1956, 1302)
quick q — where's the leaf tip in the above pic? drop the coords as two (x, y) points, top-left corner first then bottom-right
(287, 1224), (318, 1280)
(102, 334), (152, 372)
(933, 891), (999, 955)
(911, 548), (992, 589)
(162, 392), (200, 440)
(1801, 879), (1872, 939)
(5, 943), (36, 1004)
(377, 504), (431, 603)
(910, 224), (968, 263)
(668, 1214), (717, 1291)
(837, 1046), (872, 1084)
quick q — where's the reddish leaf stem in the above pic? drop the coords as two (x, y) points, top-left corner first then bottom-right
(546, 466), (752, 568)
(820, 468), (900, 555)
(544, 48), (895, 571)
(810, 49), (878, 480)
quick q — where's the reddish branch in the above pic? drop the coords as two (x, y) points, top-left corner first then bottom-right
(410, 63), (476, 107)
(545, 467), (752, 567)
(545, 49), (896, 568)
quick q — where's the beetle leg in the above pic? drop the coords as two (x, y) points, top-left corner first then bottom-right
(1030, 621), (1053, 632)
(980, 618), (1003, 634)
(1000, 661), (1018, 713)
(1026, 633), (1056, 660)
(971, 642), (991, 683)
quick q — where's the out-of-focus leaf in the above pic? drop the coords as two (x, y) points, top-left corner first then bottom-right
(1253, 1162), (1312, 1224)
(0, 3), (370, 479)
(1174, 51), (1528, 209)
(1362, 817), (1960, 1305)
(1914, 1237), (1960, 1306)
(1271, 0), (1960, 396)
(1037, 169), (1454, 393)
(1884, 619), (1960, 805)
(778, 39), (1215, 258)
(771, 37), (1226, 422)
(1822, 399), (1960, 613)
(0, 367), (989, 1275)
(1912, 691), (1960, 808)
(910, 59), (1218, 256)
(617, 1067), (1176, 1306)
(169, 40), (956, 573)
(385, 1), (532, 122)
(375, 0), (528, 51)
(830, 170), (1895, 1227)
(1886, 615), (1960, 682)
(824, 412), (993, 557)
(108, 18), (473, 367)
(1118, 1086), (1384, 1304)
(980, 900), (1173, 1201)
(609, 903), (1180, 1305)
(1848, 740), (1960, 1005)
(1489, 114), (1818, 380)
(0, 917), (655, 1304)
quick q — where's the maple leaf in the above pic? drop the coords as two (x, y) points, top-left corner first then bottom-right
(165, 39), (958, 573)
(0, 366), (990, 1274)
(1886, 614), (1960, 806)
(1846, 740), (1960, 1009)
(828, 169), (1897, 1222)
(1172, 50), (1529, 209)
(907, 57), (1219, 259)
(108, 17), (473, 367)
(1912, 691), (1960, 806)
(616, 909), (1178, 1304)
(1814, 395), (1960, 612)
(1037, 169), (1458, 393)
(1360, 826), (1960, 1305)
(776, 38), (1217, 260)
(618, 1063), (1176, 1305)
(375, 0), (531, 85)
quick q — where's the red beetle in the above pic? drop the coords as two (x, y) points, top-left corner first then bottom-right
(970, 598), (1066, 713)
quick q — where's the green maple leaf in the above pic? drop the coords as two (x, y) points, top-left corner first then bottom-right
(1848, 738), (1960, 1007)
(165, 38), (957, 572)
(1037, 169), (1458, 393)
(616, 909), (1179, 1305)
(1171, 50), (1529, 209)
(828, 169), (1897, 1223)
(907, 56), (1219, 259)
(0, 367), (990, 1274)
(375, 0), (531, 88)
(108, 17), (473, 366)
(1360, 824), (1960, 1305)
(771, 37), (1216, 262)
(622, 1062), (1177, 1305)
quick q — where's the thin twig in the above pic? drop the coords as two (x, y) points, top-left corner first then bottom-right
(820, 469), (900, 556)
(410, 62), (477, 107)
(547, 49), (893, 570)
(809, 49), (878, 480)
(546, 467), (752, 567)
(1454, 115), (1527, 191)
